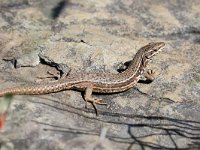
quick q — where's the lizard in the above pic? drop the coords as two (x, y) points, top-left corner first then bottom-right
(0, 42), (165, 113)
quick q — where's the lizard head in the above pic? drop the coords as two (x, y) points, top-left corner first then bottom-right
(143, 42), (165, 59)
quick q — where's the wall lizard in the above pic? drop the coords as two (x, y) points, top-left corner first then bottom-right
(0, 42), (165, 112)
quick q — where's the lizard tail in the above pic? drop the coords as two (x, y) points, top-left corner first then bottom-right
(0, 83), (71, 97)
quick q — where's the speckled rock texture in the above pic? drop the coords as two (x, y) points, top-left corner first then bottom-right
(0, 0), (200, 150)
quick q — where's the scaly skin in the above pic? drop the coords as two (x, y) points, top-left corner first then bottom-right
(0, 42), (165, 109)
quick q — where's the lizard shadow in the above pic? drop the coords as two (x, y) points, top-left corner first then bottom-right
(117, 60), (131, 73)
(31, 96), (200, 150)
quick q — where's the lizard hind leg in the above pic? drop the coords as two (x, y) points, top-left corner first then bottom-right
(84, 86), (107, 115)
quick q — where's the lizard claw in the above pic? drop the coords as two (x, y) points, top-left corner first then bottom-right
(93, 98), (107, 105)
(85, 98), (107, 108)
(147, 69), (155, 75)
(84, 97), (107, 115)
(144, 69), (156, 82)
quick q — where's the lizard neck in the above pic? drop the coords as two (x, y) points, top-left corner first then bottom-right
(121, 48), (146, 80)
(91, 50), (147, 93)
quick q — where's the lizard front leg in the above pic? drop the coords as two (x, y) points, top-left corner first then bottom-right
(84, 85), (107, 114)
(144, 69), (156, 82)
(138, 69), (156, 84)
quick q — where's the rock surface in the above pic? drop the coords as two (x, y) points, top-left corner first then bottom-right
(0, 0), (200, 149)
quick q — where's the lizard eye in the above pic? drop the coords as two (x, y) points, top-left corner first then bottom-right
(149, 42), (154, 45)
(153, 49), (158, 52)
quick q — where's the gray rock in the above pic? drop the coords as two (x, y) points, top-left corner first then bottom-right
(0, 0), (200, 149)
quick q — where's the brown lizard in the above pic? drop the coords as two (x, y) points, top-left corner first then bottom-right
(0, 42), (165, 112)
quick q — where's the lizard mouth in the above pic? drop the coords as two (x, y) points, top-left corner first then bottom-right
(146, 43), (165, 59)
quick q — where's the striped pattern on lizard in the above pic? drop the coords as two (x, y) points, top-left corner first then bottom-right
(0, 42), (165, 112)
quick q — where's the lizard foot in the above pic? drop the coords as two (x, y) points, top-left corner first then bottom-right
(85, 97), (107, 115)
(84, 87), (107, 115)
(144, 69), (156, 82)
(92, 98), (107, 105)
